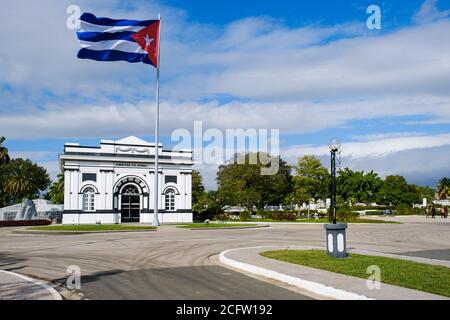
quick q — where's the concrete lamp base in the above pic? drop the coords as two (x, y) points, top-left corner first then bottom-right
(324, 223), (348, 258)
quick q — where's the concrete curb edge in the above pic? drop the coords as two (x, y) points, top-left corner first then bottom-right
(0, 270), (63, 300)
(219, 247), (372, 300)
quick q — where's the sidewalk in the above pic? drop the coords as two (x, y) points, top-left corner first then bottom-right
(0, 270), (62, 300)
(219, 246), (449, 300)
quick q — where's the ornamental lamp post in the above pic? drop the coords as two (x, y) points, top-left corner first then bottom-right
(329, 138), (340, 224)
(324, 138), (348, 258)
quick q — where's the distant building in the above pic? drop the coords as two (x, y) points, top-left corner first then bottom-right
(60, 136), (194, 225)
(0, 199), (63, 221)
(434, 199), (450, 207)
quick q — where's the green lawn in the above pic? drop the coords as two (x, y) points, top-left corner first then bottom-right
(177, 223), (258, 229)
(29, 224), (157, 231)
(261, 250), (450, 297)
(234, 218), (399, 224)
(293, 218), (399, 224)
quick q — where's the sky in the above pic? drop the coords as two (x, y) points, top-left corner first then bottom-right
(1, 0), (450, 190)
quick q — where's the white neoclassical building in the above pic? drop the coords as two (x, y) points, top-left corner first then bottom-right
(60, 136), (194, 225)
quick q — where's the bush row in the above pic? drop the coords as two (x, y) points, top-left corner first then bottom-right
(0, 220), (52, 227)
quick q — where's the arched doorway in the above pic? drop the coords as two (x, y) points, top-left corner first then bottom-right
(120, 184), (140, 223)
(113, 176), (150, 223)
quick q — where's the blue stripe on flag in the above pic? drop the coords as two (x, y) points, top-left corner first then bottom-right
(77, 49), (154, 66)
(80, 12), (156, 27)
(76, 31), (136, 42)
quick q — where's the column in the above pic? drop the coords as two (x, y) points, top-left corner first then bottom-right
(64, 170), (71, 210)
(181, 173), (187, 210)
(186, 173), (192, 210)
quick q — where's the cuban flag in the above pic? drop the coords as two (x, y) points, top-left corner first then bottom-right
(76, 13), (160, 68)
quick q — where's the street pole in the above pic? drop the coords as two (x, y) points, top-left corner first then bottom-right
(324, 138), (347, 258)
(330, 149), (337, 224)
(152, 14), (161, 227)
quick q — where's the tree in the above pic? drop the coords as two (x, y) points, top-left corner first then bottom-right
(191, 170), (205, 207)
(0, 136), (10, 166)
(193, 190), (226, 220)
(217, 153), (292, 210)
(0, 136), (11, 207)
(1, 158), (50, 202)
(437, 177), (450, 200)
(337, 168), (382, 203)
(416, 185), (435, 203)
(376, 175), (420, 205)
(45, 174), (64, 204)
(290, 155), (329, 204)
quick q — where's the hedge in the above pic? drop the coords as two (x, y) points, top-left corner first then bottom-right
(0, 220), (52, 227)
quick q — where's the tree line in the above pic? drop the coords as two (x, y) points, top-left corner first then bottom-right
(1, 137), (449, 212)
(193, 152), (449, 218)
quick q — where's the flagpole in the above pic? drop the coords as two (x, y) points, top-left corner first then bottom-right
(153, 14), (161, 226)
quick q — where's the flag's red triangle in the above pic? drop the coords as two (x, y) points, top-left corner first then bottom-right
(132, 21), (160, 67)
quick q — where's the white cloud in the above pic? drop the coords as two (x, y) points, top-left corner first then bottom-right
(163, 18), (450, 101)
(1, 95), (450, 139)
(284, 133), (450, 160)
(1, 1), (449, 105)
(413, 0), (450, 24)
(1, 0), (450, 188)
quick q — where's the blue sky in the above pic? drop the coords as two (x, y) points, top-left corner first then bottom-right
(1, 0), (450, 189)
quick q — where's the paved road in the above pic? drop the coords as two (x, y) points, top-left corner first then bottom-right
(0, 216), (449, 299)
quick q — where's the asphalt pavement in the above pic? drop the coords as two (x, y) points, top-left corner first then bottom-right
(0, 216), (448, 299)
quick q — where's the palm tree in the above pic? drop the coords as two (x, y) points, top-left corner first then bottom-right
(437, 177), (450, 200)
(438, 185), (450, 200)
(0, 136), (10, 166)
(3, 171), (35, 200)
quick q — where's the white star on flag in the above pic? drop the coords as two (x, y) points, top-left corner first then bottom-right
(143, 34), (154, 52)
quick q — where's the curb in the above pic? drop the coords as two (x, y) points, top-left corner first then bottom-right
(13, 229), (157, 235)
(0, 270), (62, 300)
(219, 221), (397, 225)
(182, 225), (270, 231)
(219, 247), (371, 300)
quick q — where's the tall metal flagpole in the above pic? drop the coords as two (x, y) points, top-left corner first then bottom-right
(153, 14), (162, 226)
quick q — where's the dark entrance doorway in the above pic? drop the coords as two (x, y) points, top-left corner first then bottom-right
(121, 184), (140, 223)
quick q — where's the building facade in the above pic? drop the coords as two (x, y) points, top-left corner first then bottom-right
(60, 136), (193, 225)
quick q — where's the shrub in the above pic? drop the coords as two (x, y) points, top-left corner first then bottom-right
(213, 213), (228, 221)
(395, 203), (415, 215)
(257, 209), (270, 219)
(0, 220), (51, 227)
(335, 207), (359, 221)
(351, 205), (392, 211)
(269, 211), (298, 221)
(239, 211), (252, 221)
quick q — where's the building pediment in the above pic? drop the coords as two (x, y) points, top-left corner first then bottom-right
(114, 136), (152, 146)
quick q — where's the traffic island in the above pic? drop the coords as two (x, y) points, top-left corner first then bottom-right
(219, 246), (449, 300)
(177, 223), (269, 230)
(262, 249), (450, 297)
(14, 224), (157, 235)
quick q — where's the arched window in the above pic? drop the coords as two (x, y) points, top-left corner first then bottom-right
(122, 184), (139, 195)
(165, 189), (176, 211)
(82, 187), (95, 212)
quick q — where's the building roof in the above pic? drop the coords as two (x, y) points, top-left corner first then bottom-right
(60, 136), (194, 171)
